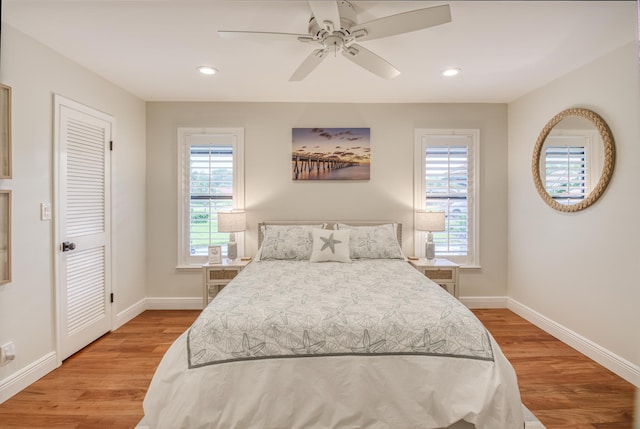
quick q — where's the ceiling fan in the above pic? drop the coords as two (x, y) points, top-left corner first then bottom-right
(218, 1), (451, 81)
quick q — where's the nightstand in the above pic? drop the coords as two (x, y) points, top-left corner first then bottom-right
(408, 258), (460, 298)
(202, 259), (250, 307)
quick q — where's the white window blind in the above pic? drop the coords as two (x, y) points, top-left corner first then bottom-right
(189, 145), (234, 256)
(425, 145), (469, 255)
(415, 130), (479, 266)
(178, 128), (244, 267)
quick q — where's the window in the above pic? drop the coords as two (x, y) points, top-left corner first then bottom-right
(541, 133), (595, 206)
(414, 129), (479, 266)
(178, 128), (244, 267)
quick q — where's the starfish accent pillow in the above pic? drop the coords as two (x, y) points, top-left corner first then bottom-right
(309, 228), (351, 263)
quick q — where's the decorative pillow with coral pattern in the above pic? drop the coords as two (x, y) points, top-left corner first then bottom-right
(337, 223), (404, 259)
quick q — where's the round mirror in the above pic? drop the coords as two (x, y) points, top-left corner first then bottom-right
(532, 108), (615, 212)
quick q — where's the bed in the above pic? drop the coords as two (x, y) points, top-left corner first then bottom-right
(143, 222), (524, 429)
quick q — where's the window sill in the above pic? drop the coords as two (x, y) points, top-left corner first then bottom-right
(176, 265), (202, 272)
(460, 265), (482, 270)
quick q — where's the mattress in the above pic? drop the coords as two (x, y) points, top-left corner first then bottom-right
(143, 259), (524, 429)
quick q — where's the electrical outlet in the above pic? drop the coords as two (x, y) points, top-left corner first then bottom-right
(0, 342), (16, 366)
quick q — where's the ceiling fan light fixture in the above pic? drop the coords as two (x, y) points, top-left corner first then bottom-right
(197, 66), (218, 76)
(442, 68), (461, 77)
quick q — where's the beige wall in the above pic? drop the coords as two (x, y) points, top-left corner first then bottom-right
(508, 41), (640, 378)
(0, 26), (147, 401)
(146, 102), (509, 300)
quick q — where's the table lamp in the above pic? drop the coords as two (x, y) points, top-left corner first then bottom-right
(415, 211), (446, 262)
(217, 210), (246, 261)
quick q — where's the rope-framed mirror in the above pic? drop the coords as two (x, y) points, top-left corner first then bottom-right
(532, 108), (615, 213)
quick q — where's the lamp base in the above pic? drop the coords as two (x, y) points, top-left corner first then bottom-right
(425, 231), (435, 262)
(227, 241), (238, 261)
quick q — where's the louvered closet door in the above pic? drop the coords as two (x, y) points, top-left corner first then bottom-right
(56, 97), (112, 361)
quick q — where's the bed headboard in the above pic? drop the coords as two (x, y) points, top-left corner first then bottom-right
(258, 221), (402, 247)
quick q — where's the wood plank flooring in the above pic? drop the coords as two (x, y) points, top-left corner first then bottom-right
(0, 309), (635, 428)
(474, 309), (636, 429)
(0, 310), (197, 429)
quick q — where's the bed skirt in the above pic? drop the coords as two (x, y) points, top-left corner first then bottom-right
(136, 404), (545, 429)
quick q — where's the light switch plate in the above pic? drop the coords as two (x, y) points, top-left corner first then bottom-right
(41, 203), (52, 221)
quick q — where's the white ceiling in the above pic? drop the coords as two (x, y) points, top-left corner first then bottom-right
(3, 1), (637, 103)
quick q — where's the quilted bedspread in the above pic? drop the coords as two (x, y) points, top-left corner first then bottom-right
(188, 260), (494, 368)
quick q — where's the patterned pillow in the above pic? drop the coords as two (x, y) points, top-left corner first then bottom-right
(337, 223), (404, 259)
(309, 228), (351, 263)
(259, 225), (321, 260)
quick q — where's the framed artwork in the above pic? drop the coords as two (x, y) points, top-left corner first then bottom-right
(0, 190), (11, 285)
(0, 84), (11, 179)
(208, 245), (222, 264)
(292, 128), (370, 180)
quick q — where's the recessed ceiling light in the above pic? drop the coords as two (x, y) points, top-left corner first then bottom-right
(442, 68), (461, 77)
(197, 66), (218, 76)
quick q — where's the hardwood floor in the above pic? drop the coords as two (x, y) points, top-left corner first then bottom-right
(474, 309), (636, 429)
(0, 310), (199, 429)
(0, 309), (635, 429)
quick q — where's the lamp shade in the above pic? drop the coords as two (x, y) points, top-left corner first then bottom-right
(415, 211), (446, 232)
(217, 210), (246, 233)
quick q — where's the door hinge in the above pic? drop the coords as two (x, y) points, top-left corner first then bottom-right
(110, 141), (113, 151)
(110, 293), (114, 303)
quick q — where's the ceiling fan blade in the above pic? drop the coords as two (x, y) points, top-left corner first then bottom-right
(308, 1), (341, 32)
(342, 43), (400, 79)
(290, 49), (329, 81)
(350, 4), (451, 42)
(218, 30), (312, 42)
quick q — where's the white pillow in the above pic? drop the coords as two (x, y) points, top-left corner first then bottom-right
(258, 224), (323, 260)
(309, 228), (351, 263)
(336, 223), (404, 259)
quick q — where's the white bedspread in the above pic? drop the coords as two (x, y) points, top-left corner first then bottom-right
(143, 260), (523, 429)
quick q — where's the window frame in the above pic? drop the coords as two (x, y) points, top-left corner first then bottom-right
(177, 127), (245, 268)
(414, 129), (480, 267)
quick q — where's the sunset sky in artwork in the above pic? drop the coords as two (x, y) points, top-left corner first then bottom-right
(292, 128), (371, 164)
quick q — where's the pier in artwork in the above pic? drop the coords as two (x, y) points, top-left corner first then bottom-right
(292, 154), (359, 179)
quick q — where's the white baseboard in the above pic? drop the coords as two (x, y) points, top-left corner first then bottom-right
(508, 298), (640, 388)
(460, 295), (508, 309)
(113, 298), (147, 330)
(115, 297), (202, 325)
(145, 297), (202, 310)
(0, 351), (58, 404)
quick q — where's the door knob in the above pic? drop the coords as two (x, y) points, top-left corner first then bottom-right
(61, 241), (76, 252)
